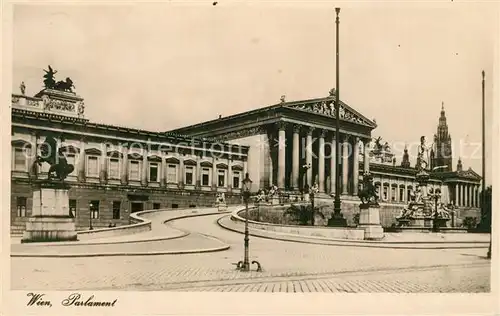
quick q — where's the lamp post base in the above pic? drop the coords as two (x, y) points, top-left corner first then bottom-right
(328, 197), (346, 227)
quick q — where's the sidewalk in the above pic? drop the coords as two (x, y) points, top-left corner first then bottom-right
(10, 207), (242, 257)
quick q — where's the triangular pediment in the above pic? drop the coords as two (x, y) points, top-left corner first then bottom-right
(458, 168), (482, 180)
(283, 96), (376, 128)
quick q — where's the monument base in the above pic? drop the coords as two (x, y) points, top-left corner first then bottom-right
(270, 196), (281, 205)
(358, 204), (384, 240)
(217, 203), (228, 212)
(22, 216), (77, 243)
(21, 180), (77, 243)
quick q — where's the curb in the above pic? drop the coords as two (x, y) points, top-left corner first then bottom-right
(218, 216), (490, 250)
(10, 245), (230, 258)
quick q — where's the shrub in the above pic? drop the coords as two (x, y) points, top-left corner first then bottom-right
(462, 217), (478, 230)
(353, 213), (360, 226)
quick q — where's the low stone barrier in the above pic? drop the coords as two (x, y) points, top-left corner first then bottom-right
(232, 207), (365, 240)
(77, 210), (153, 241)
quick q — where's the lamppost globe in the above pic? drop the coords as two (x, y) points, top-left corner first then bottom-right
(242, 173), (252, 201)
(242, 173), (252, 193)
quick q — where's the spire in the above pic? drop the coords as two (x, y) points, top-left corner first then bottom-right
(401, 144), (410, 168)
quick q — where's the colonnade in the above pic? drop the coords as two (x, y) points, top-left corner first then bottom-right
(274, 122), (370, 195)
(454, 182), (481, 208)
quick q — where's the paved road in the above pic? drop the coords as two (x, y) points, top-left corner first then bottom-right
(11, 212), (491, 292)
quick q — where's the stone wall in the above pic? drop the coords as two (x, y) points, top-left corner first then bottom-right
(245, 199), (481, 228)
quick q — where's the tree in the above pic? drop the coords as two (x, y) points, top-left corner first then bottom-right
(283, 204), (325, 226)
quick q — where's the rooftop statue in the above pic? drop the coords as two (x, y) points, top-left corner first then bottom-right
(33, 135), (74, 181)
(43, 65), (58, 89)
(20, 81), (26, 95)
(43, 65), (75, 93)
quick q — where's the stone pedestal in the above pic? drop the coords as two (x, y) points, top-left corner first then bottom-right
(22, 181), (77, 243)
(270, 196), (281, 205)
(217, 203), (228, 212)
(358, 204), (384, 240)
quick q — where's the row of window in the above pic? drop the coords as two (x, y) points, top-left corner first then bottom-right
(16, 198), (192, 219)
(13, 148), (243, 187)
(16, 197), (117, 220)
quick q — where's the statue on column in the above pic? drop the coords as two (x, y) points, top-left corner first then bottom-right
(416, 136), (430, 172)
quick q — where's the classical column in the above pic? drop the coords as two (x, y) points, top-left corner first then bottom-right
(141, 148), (148, 186)
(277, 122), (287, 189)
(465, 183), (470, 207)
(306, 127), (314, 187)
(342, 135), (349, 195)
(363, 138), (370, 174)
(160, 152), (166, 186)
(330, 133), (336, 195)
(352, 137), (360, 196)
(291, 124), (300, 190)
(455, 184), (459, 206)
(121, 144), (129, 185)
(461, 184), (466, 207)
(77, 137), (86, 182)
(228, 155), (233, 191)
(196, 154), (202, 188)
(100, 143), (108, 184)
(212, 155), (217, 189)
(475, 185), (479, 207)
(179, 155), (185, 188)
(318, 129), (326, 192)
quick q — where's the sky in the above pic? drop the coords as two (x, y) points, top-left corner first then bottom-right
(11, 2), (498, 183)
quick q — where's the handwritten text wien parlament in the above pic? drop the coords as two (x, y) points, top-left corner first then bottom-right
(27, 292), (118, 307)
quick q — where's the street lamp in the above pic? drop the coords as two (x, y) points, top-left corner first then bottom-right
(237, 173), (262, 272)
(302, 163), (315, 225)
(333, 7), (343, 219)
(432, 188), (441, 232)
(482, 71), (491, 259)
(89, 201), (94, 230)
(431, 165), (446, 232)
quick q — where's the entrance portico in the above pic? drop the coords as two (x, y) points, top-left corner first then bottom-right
(169, 92), (377, 197)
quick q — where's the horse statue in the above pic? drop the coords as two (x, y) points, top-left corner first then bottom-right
(54, 77), (75, 93)
(33, 135), (74, 181)
(358, 172), (379, 205)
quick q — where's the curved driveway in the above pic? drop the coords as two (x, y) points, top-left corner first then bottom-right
(11, 208), (490, 292)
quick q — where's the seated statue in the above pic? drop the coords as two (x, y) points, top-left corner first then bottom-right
(268, 185), (279, 197)
(216, 192), (226, 204)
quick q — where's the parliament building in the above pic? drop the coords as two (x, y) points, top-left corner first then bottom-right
(10, 76), (482, 233)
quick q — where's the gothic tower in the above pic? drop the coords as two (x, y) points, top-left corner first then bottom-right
(431, 102), (453, 172)
(401, 144), (411, 168)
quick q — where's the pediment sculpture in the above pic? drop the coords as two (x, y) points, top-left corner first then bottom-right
(286, 101), (366, 125)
